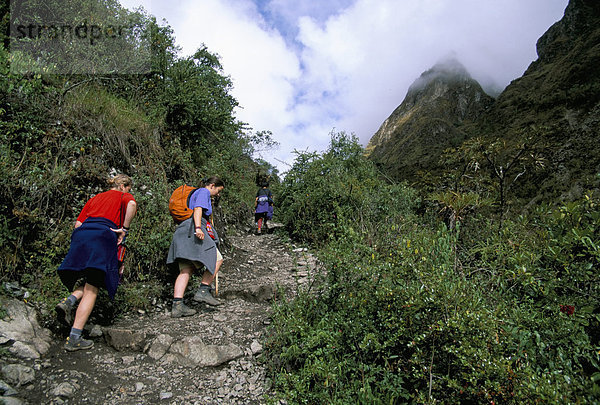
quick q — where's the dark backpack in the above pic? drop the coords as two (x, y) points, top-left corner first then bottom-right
(168, 185), (198, 223)
(257, 188), (273, 205)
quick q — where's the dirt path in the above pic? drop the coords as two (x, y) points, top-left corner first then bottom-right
(18, 228), (317, 404)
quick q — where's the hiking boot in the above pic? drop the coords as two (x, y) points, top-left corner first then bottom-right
(55, 298), (74, 326)
(193, 287), (222, 306)
(64, 336), (94, 352)
(171, 301), (197, 318)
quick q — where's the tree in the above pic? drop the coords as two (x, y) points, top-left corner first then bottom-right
(440, 128), (545, 229)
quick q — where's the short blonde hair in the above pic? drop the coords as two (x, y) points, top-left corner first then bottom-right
(108, 174), (133, 189)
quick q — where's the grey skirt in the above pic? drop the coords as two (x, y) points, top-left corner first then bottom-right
(166, 217), (219, 274)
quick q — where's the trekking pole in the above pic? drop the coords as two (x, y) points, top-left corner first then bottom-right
(215, 270), (219, 296)
(211, 213), (219, 296)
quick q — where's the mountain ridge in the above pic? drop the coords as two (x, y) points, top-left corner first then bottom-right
(366, 0), (600, 202)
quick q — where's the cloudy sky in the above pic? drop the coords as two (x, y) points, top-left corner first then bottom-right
(120, 0), (568, 173)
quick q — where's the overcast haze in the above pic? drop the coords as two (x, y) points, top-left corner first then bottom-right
(120, 0), (569, 172)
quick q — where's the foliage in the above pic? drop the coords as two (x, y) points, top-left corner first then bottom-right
(161, 47), (241, 151)
(277, 131), (419, 244)
(0, 0), (267, 316)
(8, 0), (155, 75)
(266, 134), (600, 403)
(430, 190), (491, 230)
(438, 128), (546, 228)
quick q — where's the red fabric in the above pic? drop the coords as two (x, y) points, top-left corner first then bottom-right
(77, 190), (135, 226)
(206, 221), (216, 239)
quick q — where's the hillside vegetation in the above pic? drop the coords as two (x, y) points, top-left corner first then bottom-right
(1, 0), (278, 309)
(269, 133), (600, 403)
(366, 0), (600, 209)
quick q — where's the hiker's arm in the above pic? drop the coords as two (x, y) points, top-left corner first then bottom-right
(122, 200), (137, 229)
(193, 207), (204, 239)
(110, 200), (137, 242)
(114, 200), (137, 244)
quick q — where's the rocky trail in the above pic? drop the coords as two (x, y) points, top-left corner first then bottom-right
(1, 227), (318, 404)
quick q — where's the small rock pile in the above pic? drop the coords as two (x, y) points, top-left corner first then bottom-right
(0, 227), (320, 404)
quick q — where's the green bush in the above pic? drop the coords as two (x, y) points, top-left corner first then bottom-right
(266, 138), (600, 403)
(278, 131), (419, 244)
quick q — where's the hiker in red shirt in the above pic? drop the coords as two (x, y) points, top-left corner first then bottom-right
(55, 174), (137, 351)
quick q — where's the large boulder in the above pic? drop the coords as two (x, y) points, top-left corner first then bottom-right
(0, 299), (52, 360)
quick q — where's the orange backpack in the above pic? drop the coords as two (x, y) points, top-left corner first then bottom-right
(168, 185), (198, 223)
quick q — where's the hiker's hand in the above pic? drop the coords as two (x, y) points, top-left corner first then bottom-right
(195, 227), (205, 240)
(111, 227), (128, 244)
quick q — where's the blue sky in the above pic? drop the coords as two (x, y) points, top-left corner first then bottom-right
(120, 0), (569, 173)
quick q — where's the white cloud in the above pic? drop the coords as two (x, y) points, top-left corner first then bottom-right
(293, 0), (568, 149)
(175, 1), (300, 125)
(118, 0), (569, 172)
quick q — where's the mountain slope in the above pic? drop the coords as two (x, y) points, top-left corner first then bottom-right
(366, 58), (494, 183)
(487, 0), (600, 201)
(367, 0), (599, 202)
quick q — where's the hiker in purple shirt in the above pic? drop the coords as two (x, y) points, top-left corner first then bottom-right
(254, 181), (273, 234)
(167, 177), (225, 317)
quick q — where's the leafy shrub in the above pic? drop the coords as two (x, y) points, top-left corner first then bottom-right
(267, 137), (600, 403)
(278, 131), (419, 244)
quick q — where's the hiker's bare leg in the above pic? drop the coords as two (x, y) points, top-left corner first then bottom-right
(201, 251), (223, 285)
(71, 285), (84, 301)
(201, 268), (216, 285)
(174, 267), (193, 298)
(72, 283), (98, 330)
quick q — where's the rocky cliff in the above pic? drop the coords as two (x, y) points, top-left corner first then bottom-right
(489, 0), (600, 201)
(367, 0), (600, 202)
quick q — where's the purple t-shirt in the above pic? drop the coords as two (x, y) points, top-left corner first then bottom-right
(255, 188), (272, 214)
(188, 187), (212, 216)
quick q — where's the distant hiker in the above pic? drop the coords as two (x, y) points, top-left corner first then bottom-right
(56, 174), (137, 352)
(254, 181), (273, 234)
(167, 177), (225, 317)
